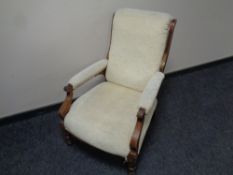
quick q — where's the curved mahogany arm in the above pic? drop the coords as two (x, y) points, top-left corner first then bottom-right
(160, 19), (177, 72)
(58, 84), (73, 120)
(128, 19), (177, 157)
(58, 69), (106, 120)
(129, 107), (146, 152)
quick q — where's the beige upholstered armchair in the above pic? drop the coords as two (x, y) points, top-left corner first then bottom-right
(58, 8), (176, 175)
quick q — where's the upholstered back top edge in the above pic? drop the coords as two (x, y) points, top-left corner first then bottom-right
(115, 8), (173, 21)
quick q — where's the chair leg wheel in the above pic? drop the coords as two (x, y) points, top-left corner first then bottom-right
(60, 122), (73, 145)
(64, 132), (73, 145)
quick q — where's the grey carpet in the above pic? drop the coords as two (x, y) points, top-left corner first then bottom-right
(0, 59), (233, 175)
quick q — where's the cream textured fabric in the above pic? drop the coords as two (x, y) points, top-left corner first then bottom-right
(64, 82), (157, 157)
(64, 8), (170, 158)
(139, 100), (157, 152)
(138, 72), (164, 113)
(68, 59), (108, 89)
(106, 8), (172, 91)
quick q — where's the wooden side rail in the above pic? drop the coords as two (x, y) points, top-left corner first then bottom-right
(58, 69), (106, 120)
(160, 19), (177, 72)
(129, 108), (146, 152)
(127, 108), (146, 174)
(127, 19), (177, 175)
(58, 84), (73, 119)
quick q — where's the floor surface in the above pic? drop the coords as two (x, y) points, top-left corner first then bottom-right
(0, 59), (233, 175)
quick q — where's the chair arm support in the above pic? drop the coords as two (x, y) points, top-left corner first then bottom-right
(68, 59), (108, 89)
(129, 108), (146, 152)
(58, 84), (73, 119)
(138, 72), (165, 114)
(58, 59), (108, 119)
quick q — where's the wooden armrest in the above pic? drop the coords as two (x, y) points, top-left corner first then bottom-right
(58, 84), (73, 120)
(129, 107), (146, 152)
(58, 62), (106, 120)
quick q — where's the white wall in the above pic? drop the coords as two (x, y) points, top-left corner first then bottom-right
(1, 0), (233, 118)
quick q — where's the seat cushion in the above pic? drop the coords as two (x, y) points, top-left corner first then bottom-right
(64, 82), (157, 157)
(106, 8), (172, 91)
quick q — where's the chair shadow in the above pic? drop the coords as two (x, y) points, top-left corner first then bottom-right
(70, 136), (127, 171)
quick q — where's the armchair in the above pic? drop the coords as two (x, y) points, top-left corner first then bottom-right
(58, 8), (176, 175)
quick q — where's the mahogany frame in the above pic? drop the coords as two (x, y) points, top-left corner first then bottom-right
(127, 19), (177, 174)
(58, 18), (177, 175)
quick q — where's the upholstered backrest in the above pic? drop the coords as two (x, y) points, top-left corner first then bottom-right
(106, 9), (173, 91)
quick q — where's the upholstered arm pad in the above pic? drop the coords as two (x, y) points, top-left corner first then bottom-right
(68, 59), (108, 89)
(138, 72), (165, 113)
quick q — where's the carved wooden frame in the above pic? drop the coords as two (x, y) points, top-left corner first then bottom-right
(126, 19), (177, 174)
(58, 18), (177, 174)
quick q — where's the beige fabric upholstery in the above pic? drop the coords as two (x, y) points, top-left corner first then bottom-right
(64, 82), (157, 157)
(68, 59), (108, 89)
(64, 8), (171, 158)
(106, 8), (172, 91)
(138, 72), (164, 113)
